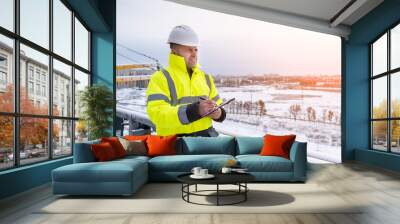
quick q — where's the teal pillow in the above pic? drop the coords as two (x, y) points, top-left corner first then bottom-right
(235, 137), (263, 155)
(73, 139), (101, 163)
(179, 137), (235, 155)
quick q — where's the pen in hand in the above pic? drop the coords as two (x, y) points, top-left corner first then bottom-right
(198, 96), (219, 118)
(199, 96), (216, 107)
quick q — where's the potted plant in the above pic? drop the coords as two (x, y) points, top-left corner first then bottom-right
(79, 84), (114, 140)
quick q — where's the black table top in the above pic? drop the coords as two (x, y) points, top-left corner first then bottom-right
(177, 172), (255, 185)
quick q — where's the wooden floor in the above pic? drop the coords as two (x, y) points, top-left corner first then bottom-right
(1, 161), (400, 224)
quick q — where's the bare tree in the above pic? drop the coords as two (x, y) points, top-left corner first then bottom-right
(244, 101), (251, 115)
(257, 100), (266, 116)
(307, 106), (316, 121)
(289, 104), (301, 121)
(327, 110), (334, 122)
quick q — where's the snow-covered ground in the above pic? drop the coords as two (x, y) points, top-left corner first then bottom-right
(117, 85), (341, 163)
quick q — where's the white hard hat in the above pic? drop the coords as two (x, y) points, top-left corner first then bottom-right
(167, 25), (199, 47)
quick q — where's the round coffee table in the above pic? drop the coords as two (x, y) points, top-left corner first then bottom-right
(177, 172), (255, 206)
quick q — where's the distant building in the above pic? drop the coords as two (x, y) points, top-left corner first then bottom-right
(217, 77), (241, 87)
(0, 41), (77, 116)
(116, 64), (156, 89)
(0, 41), (79, 146)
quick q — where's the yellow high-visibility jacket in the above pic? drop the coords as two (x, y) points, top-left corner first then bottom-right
(146, 53), (222, 136)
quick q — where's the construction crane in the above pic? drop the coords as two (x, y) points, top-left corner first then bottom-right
(117, 43), (162, 70)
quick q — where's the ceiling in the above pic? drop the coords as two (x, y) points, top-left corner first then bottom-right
(165, 0), (384, 38)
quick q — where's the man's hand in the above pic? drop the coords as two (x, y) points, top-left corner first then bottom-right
(208, 107), (222, 120)
(198, 99), (221, 119)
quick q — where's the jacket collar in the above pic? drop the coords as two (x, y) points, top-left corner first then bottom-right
(168, 53), (201, 75)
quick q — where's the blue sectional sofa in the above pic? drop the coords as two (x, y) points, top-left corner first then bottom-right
(52, 136), (307, 196)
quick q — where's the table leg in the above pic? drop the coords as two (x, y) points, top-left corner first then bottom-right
(245, 183), (247, 201)
(217, 184), (219, 206)
(187, 184), (190, 202)
(181, 184), (183, 199)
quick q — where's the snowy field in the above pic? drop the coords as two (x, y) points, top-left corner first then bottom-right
(117, 85), (341, 163)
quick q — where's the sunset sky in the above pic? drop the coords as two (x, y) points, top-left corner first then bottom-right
(117, 0), (341, 76)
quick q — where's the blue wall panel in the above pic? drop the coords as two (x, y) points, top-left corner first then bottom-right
(344, 0), (400, 171)
(343, 44), (370, 160)
(0, 158), (72, 199)
(355, 148), (400, 172)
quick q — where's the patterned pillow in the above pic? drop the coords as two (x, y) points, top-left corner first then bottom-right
(118, 137), (147, 156)
(118, 137), (130, 150)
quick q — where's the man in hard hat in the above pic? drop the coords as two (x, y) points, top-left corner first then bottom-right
(146, 25), (226, 137)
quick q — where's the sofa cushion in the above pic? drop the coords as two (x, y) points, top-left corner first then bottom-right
(148, 154), (235, 172)
(52, 159), (147, 183)
(236, 155), (293, 172)
(114, 155), (150, 164)
(177, 137), (235, 155)
(235, 137), (263, 155)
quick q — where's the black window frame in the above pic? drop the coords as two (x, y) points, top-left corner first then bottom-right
(370, 20), (400, 154)
(0, 0), (92, 171)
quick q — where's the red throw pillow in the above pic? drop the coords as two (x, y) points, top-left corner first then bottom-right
(91, 142), (117, 161)
(146, 135), (177, 157)
(124, 135), (149, 141)
(260, 134), (296, 159)
(101, 137), (127, 158)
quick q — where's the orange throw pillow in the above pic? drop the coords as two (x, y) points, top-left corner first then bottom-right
(101, 137), (127, 158)
(146, 135), (177, 157)
(91, 142), (117, 161)
(260, 134), (296, 159)
(124, 135), (149, 141)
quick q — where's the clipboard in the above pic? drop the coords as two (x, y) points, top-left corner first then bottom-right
(200, 97), (235, 118)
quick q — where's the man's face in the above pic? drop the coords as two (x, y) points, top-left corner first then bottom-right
(171, 44), (198, 69)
